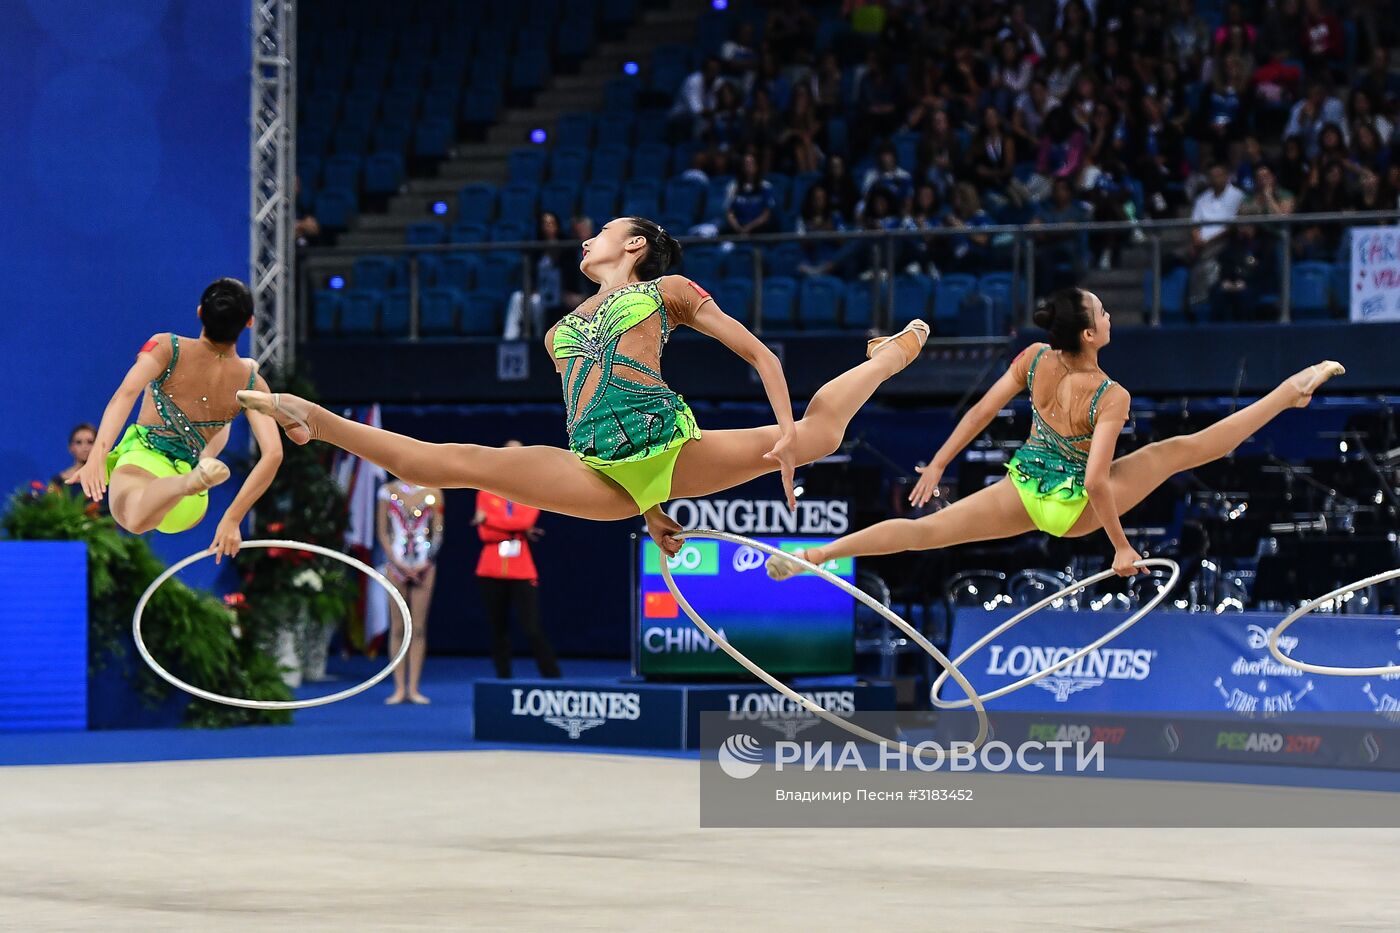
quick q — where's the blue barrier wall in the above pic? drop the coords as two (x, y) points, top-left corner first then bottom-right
(0, 542), (87, 732)
(0, 1), (250, 588)
(947, 608), (1400, 715)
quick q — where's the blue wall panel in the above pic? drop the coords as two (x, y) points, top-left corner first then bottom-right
(0, 542), (87, 732)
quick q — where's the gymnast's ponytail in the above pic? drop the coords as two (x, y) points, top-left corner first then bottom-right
(1032, 288), (1092, 352)
(627, 216), (683, 281)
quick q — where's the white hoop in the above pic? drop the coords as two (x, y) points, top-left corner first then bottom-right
(132, 539), (412, 710)
(930, 558), (1181, 709)
(1268, 567), (1400, 677)
(659, 530), (988, 752)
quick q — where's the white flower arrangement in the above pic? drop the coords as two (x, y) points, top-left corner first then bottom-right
(292, 568), (324, 592)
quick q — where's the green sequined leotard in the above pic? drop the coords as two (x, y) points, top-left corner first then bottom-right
(549, 278), (703, 512)
(1006, 345), (1115, 537)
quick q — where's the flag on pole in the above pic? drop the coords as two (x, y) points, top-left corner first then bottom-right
(335, 405), (389, 650)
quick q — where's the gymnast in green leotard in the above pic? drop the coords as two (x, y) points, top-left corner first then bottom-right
(71, 278), (287, 562)
(768, 287), (1345, 580)
(237, 216), (930, 557)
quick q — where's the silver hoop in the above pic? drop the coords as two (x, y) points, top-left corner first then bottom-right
(1268, 567), (1400, 677)
(132, 539), (412, 710)
(930, 558), (1180, 709)
(659, 529), (988, 751)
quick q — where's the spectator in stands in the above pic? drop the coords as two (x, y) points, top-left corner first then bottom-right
(724, 151), (778, 235)
(1187, 162), (1246, 304)
(855, 52), (901, 142)
(1354, 48), (1400, 110)
(902, 56), (943, 134)
(994, 37), (1035, 112)
(744, 87), (780, 173)
(916, 109), (959, 197)
(779, 83), (823, 175)
(1355, 167), (1388, 212)
(796, 184), (858, 277)
(862, 142), (914, 218)
(1243, 163), (1297, 216)
(968, 106), (1026, 208)
(51, 423), (97, 494)
(707, 80), (747, 155)
(814, 51), (844, 116)
(1217, 163), (1293, 318)
(473, 441), (560, 681)
(998, 3), (1046, 59)
(1011, 78), (1059, 156)
(1300, 0), (1345, 77)
(822, 154), (861, 220)
(1315, 122), (1350, 169)
(671, 55), (721, 141)
(1351, 122), (1390, 175)
(1166, 0), (1212, 70)
(1133, 95), (1187, 217)
(1285, 80), (1348, 157)
(1296, 159), (1351, 255)
(1044, 36), (1081, 101)
(1214, 2), (1258, 48)
(752, 48), (793, 113)
(1349, 88), (1393, 145)
(720, 21), (759, 80)
(1032, 106), (1086, 200)
(935, 182), (993, 274)
(1277, 135), (1313, 194)
(503, 212), (586, 339)
(1031, 177), (1090, 291)
(943, 44), (989, 125)
(767, 0), (816, 66)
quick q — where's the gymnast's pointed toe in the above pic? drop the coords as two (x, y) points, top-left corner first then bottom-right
(765, 550), (806, 582)
(865, 320), (930, 372)
(188, 458), (230, 493)
(1289, 360), (1346, 407)
(238, 390), (314, 444)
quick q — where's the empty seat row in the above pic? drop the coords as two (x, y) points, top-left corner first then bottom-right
(313, 287), (505, 337)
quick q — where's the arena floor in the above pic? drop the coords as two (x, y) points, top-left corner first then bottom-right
(2, 749), (1397, 931)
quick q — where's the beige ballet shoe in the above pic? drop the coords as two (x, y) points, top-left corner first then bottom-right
(185, 458), (230, 494)
(865, 320), (930, 372)
(766, 549), (809, 582)
(237, 390), (313, 444)
(1289, 361), (1346, 408)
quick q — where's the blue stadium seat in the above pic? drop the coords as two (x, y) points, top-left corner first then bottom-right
(590, 145), (630, 183)
(601, 0), (638, 26)
(514, 25), (551, 52)
(621, 179), (661, 217)
(1291, 261), (1333, 319)
(650, 59), (689, 97)
(413, 118), (453, 158)
(799, 275), (844, 329)
(892, 131), (920, 173)
(492, 220), (531, 242)
(555, 15), (597, 60)
(415, 254), (444, 288)
(458, 183), (497, 223)
(421, 88), (460, 122)
(371, 123), (411, 155)
(508, 148), (547, 184)
(596, 112), (635, 146)
(977, 272), (1016, 327)
(511, 48), (550, 92)
(428, 59), (465, 88)
(722, 245), (758, 279)
(312, 290), (343, 335)
(554, 113), (595, 148)
(790, 172), (820, 211)
(761, 277), (799, 330)
(420, 288), (465, 335)
(462, 290), (506, 335)
(765, 242), (805, 278)
(581, 181), (619, 219)
(353, 256), (395, 290)
(892, 275), (934, 327)
(663, 178), (706, 223)
(439, 255), (479, 290)
(765, 174), (792, 212)
(450, 222), (489, 244)
(704, 176), (733, 221)
(842, 281), (875, 330)
(1328, 262), (1350, 311)
(381, 89), (419, 125)
(296, 154), (322, 188)
(540, 182), (579, 221)
(633, 108), (670, 144)
(389, 59), (426, 90)
(933, 274), (978, 330)
(470, 56), (507, 87)
(603, 78), (639, 111)
(462, 87), (502, 125)
(479, 253), (523, 292)
(363, 153), (403, 195)
(498, 183), (540, 224)
(405, 221), (447, 246)
(314, 188), (358, 229)
(631, 142), (671, 180)
(550, 147), (591, 184)
(1149, 267), (1190, 323)
(713, 278), (754, 325)
(656, 213), (692, 236)
(341, 290), (382, 334)
(381, 289), (411, 336)
(323, 154), (362, 191)
(952, 293), (997, 336)
(342, 90), (380, 125)
(682, 247), (722, 284)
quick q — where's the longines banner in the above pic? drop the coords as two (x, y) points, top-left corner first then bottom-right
(947, 608), (1400, 715)
(473, 680), (686, 749)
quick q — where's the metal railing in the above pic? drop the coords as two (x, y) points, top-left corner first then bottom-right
(300, 209), (1400, 340)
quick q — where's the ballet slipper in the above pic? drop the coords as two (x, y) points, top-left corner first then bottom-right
(237, 390), (313, 444)
(865, 320), (930, 372)
(766, 549), (809, 582)
(185, 458), (230, 494)
(1288, 361), (1345, 408)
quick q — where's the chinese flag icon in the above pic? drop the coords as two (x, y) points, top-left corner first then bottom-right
(644, 591), (679, 618)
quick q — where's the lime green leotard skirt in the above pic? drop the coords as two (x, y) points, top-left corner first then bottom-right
(105, 424), (209, 533)
(576, 390), (701, 514)
(1006, 450), (1090, 538)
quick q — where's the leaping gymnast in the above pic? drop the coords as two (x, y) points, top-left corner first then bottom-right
(236, 217), (927, 554)
(765, 287), (1344, 581)
(70, 278), (285, 562)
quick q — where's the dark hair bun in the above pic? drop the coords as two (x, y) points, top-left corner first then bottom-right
(1035, 288), (1093, 352)
(660, 230), (683, 272)
(1032, 303), (1054, 329)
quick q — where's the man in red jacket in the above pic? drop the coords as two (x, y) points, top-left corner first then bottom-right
(473, 441), (561, 678)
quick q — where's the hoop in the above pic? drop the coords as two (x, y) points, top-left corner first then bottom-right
(133, 539), (412, 710)
(659, 530), (988, 751)
(930, 558), (1180, 709)
(1268, 567), (1400, 677)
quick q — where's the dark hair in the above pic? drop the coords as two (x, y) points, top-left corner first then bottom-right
(1033, 288), (1094, 351)
(68, 423), (96, 444)
(626, 217), (683, 281)
(199, 277), (254, 343)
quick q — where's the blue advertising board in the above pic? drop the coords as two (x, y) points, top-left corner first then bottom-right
(947, 607), (1400, 716)
(0, 542), (87, 732)
(473, 679), (686, 749)
(682, 682), (896, 747)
